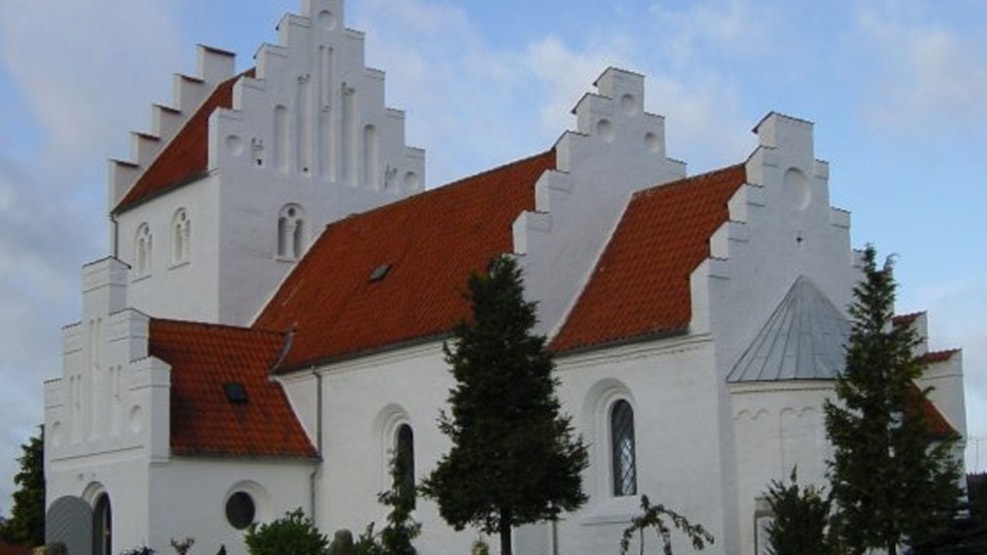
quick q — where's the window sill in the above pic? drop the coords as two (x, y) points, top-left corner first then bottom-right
(131, 273), (152, 283)
(168, 260), (191, 270)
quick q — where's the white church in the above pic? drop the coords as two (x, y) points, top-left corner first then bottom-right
(43, 1), (966, 554)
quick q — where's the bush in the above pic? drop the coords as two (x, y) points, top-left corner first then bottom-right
(764, 469), (831, 555)
(244, 508), (329, 555)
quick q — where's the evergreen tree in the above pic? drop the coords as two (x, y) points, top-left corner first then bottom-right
(824, 245), (961, 555)
(0, 427), (44, 546)
(763, 469), (830, 555)
(421, 256), (588, 555)
(356, 444), (421, 555)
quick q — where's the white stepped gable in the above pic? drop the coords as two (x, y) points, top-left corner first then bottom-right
(213, 0), (424, 192)
(514, 67), (687, 336)
(109, 46), (237, 210)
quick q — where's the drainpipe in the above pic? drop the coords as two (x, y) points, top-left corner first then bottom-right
(110, 212), (119, 259)
(309, 367), (324, 521)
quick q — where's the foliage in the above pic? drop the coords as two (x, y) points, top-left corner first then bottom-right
(245, 508), (329, 555)
(619, 495), (713, 555)
(470, 538), (490, 555)
(420, 255), (588, 555)
(170, 537), (195, 555)
(824, 245), (962, 555)
(354, 449), (421, 555)
(0, 426), (45, 546)
(763, 468), (831, 555)
(910, 473), (987, 555)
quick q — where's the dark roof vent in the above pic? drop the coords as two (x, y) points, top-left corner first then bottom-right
(369, 263), (391, 283)
(223, 382), (248, 404)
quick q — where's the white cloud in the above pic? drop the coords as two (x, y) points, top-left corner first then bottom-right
(854, 4), (987, 132)
(0, 0), (189, 515)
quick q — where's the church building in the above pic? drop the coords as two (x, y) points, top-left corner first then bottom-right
(43, 1), (966, 554)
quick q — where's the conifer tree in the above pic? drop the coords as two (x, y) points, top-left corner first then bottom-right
(824, 245), (961, 555)
(0, 427), (44, 547)
(421, 256), (588, 555)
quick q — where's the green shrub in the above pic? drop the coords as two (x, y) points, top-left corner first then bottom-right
(244, 508), (329, 555)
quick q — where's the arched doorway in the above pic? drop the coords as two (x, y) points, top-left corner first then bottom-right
(93, 493), (112, 555)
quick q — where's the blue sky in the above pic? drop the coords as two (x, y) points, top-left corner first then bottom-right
(1, 0), (985, 514)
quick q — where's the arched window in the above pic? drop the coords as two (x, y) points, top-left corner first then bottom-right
(135, 224), (152, 276)
(277, 204), (306, 260)
(611, 399), (637, 496)
(394, 424), (415, 506)
(171, 209), (191, 265)
(93, 493), (112, 555)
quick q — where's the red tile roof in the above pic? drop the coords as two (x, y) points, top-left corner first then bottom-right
(254, 151), (557, 370)
(0, 540), (30, 555)
(148, 318), (318, 459)
(892, 312), (922, 327)
(551, 164), (747, 352)
(114, 70), (255, 213)
(908, 383), (957, 439)
(922, 349), (960, 364)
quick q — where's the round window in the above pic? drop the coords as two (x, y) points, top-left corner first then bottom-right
(225, 491), (256, 530)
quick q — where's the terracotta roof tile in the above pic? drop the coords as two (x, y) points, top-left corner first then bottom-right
(551, 164), (747, 352)
(922, 349), (960, 364)
(114, 70), (255, 213)
(149, 318), (317, 459)
(0, 540), (30, 555)
(254, 150), (556, 370)
(892, 312), (923, 327)
(907, 383), (957, 439)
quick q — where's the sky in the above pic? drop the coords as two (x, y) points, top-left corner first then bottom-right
(0, 0), (985, 515)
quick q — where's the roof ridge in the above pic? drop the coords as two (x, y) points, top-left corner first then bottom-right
(152, 316), (283, 336)
(632, 163), (746, 200)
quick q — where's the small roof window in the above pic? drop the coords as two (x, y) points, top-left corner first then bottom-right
(369, 263), (391, 283)
(223, 382), (248, 404)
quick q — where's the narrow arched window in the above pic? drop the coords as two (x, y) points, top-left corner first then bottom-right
(171, 209), (190, 265)
(93, 493), (112, 555)
(394, 424), (415, 506)
(277, 204), (306, 260)
(611, 399), (637, 496)
(135, 223), (152, 276)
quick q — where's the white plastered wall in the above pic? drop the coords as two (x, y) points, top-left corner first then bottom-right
(514, 68), (686, 337)
(45, 258), (171, 552)
(112, 0), (424, 326)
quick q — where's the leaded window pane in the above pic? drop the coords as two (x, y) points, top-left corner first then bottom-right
(396, 424), (416, 505)
(611, 400), (637, 496)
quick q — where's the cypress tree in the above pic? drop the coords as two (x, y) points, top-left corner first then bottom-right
(824, 245), (961, 555)
(421, 256), (588, 555)
(0, 427), (45, 547)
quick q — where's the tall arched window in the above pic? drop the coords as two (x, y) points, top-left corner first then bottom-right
(277, 204), (306, 260)
(135, 223), (152, 276)
(93, 492), (112, 555)
(611, 399), (637, 496)
(394, 424), (415, 506)
(171, 209), (191, 265)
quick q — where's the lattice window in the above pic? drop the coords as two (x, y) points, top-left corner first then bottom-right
(611, 399), (637, 496)
(395, 423), (416, 506)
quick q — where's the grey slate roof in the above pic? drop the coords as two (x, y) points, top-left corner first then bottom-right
(727, 276), (850, 383)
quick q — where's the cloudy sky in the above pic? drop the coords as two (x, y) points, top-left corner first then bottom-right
(1, 0), (985, 514)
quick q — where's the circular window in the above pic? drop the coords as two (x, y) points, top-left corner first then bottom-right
(225, 491), (256, 530)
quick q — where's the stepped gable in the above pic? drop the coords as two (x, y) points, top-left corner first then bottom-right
(114, 70), (254, 213)
(908, 384), (957, 439)
(552, 164), (747, 353)
(255, 150), (557, 370)
(149, 318), (317, 459)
